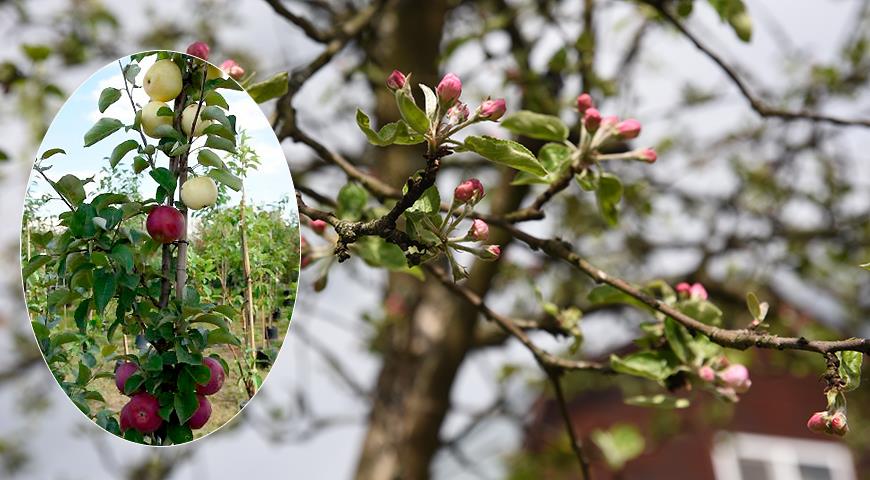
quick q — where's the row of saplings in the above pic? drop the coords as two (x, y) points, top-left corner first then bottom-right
(114, 357), (226, 433)
(115, 57), (228, 435)
(142, 57), (224, 243)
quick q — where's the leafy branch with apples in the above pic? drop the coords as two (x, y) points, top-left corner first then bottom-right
(22, 49), (263, 445)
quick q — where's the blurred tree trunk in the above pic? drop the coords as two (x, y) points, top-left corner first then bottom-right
(354, 2), (526, 478)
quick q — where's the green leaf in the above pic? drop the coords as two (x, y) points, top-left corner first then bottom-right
(167, 422), (194, 444)
(76, 362), (92, 385)
(395, 90), (430, 134)
(591, 424), (646, 470)
(109, 244), (134, 273)
(55, 174), (87, 207)
(610, 351), (676, 381)
(123, 373), (144, 395)
(51, 331), (80, 348)
(92, 193), (129, 211)
(22, 44), (51, 62)
(153, 124), (184, 141)
(356, 236), (408, 271)
(123, 63), (141, 84)
(149, 167), (177, 195)
(464, 135), (547, 177)
(93, 268), (117, 315)
(204, 90), (229, 109)
(406, 185), (440, 215)
(32, 321), (50, 340)
(246, 71), (289, 103)
(664, 317), (693, 363)
(190, 313), (230, 330)
(501, 110), (569, 141)
(133, 156), (149, 174)
(355, 109), (424, 146)
(199, 105), (230, 128)
(596, 172), (623, 226)
(174, 390), (199, 424)
(41, 148), (66, 160)
(336, 183), (368, 220)
(197, 149), (225, 168)
(419, 84), (438, 121)
(624, 394), (690, 409)
(207, 168), (242, 191)
(98, 87), (121, 113)
(837, 351), (863, 392)
(679, 300), (723, 326)
(109, 139), (139, 168)
(84, 118), (124, 147)
(22, 255), (52, 280)
(206, 329), (241, 346)
(205, 134), (236, 154)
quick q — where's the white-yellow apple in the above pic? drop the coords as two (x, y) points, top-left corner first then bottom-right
(180, 103), (215, 137)
(180, 176), (218, 210)
(206, 64), (224, 80)
(143, 59), (183, 102)
(140, 101), (173, 138)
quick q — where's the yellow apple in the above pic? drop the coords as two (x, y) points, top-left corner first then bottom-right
(180, 176), (218, 210)
(143, 59), (183, 102)
(181, 103), (215, 137)
(206, 64), (224, 80)
(140, 101), (173, 138)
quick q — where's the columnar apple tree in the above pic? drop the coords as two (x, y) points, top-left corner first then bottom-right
(24, 50), (250, 445)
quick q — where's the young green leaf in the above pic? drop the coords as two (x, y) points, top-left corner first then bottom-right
(596, 172), (623, 226)
(464, 135), (547, 177)
(395, 90), (430, 134)
(98, 87), (121, 113)
(336, 183), (369, 220)
(246, 71), (289, 103)
(84, 118), (124, 147)
(501, 110), (569, 141)
(55, 174), (87, 206)
(207, 168), (243, 191)
(109, 139), (139, 168)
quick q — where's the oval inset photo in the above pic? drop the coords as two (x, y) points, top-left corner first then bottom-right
(21, 51), (300, 445)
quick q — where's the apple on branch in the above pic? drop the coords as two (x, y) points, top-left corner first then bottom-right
(180, 176), (218, 210)
(181, 103), (215, 137)
(143, 59), (182, 102)
(140, 101), (172, 138)
(146, 205), (185, 244)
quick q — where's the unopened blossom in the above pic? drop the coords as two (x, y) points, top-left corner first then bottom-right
(485, 245), (501, 259)
(719, 364), (751, 393)
(639, 148), (657, 163)
(602, 115), (620, 129)
(436, 73), (462, 106)
(454, 178), (484, 204)
(446, 102), (469, 124)
(807, 412), (828, 434)
(478, 98), (506, 121)
(617, 119), (642, 139)
(310, 219), (327, 234)
(698, 366), (715, 382)
(386, 70), (406, 90)
(468, 219), (489, 241)
(583, 108), (602, 133)
(830, 411), (849, 436)
(576, 93), (594, 114)
(186, 41), (210, 60)
(220, 59), (245, 80)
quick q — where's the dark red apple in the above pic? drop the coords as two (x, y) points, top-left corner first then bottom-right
(195, 357), (225, 396)
(124, 392), (163, 433)
(188, 394), (212, 429)
(146, 205), (185, 244)
(115, 362), (140, 395)
(119, 401), (134, 432)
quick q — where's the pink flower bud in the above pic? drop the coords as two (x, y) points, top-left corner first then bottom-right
(639, 148), (657, 163)
(436, 73), (462, 106)
(676, 282), (692, 295)
(576, 93), (594, 114)
(386, 70), (406, 90)
(468, 219), (489, 241)
(698, 366), (715, 382)
(186, 41), (210, 60)
(310, 219), (327, 234)
(485, 245), (501, 259)
(220, 59), (245, 80)
(446, 102), (469, 124)
(719, 364), (751, 393)
(454, 178), (484, 204)
(830, 411), (849, 436)
(807, 412), (829, 434)
(617, 119), (642, 139)
(690, 283), (708, 300)
(602, 115), (620, 128)
(478, 98), (506, 121)
(583, 108), (602, 133)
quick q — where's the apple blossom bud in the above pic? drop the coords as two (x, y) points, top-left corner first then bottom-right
(454, 178), (484, 204)
(617, 119), (642, 139)
(576, 93), (594, 114)
(676, 282), (691, 295)
(386, 70), (406, 90)
(639, 148), (657, 163)
(690, 283), (708, 300)
(719, 364), (751, 393)
(436, 73), (462, 106)
(830, 411), (849, 436)
(468, 219), (489, 241)
(446, 102), (469, 124)
(186, 41), (210, 60)
(698, 366), (715, 382)
(583, 108), (602, 133)
(220, 59), (245, 80)
(602, 115), (620, 128)
(807, 411), (828, 434)
(484, 245), (501, 260)
(311, 219), (327, 234)
(478, 98), (506, 121)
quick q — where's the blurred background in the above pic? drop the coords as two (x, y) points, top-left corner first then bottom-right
(1, 0), (869, 479)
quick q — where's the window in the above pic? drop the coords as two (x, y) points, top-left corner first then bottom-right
(711, 432), (855, 480)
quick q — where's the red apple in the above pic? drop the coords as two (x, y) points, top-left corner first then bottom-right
(188, 394), (212, 429)
(124, 393), (162, 433)
(115, 362), (140, 395)
(146, 205), (185, 244)
(195, 357), (225, 396)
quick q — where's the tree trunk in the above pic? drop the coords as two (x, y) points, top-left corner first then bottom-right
(239, 188), (256, 357)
